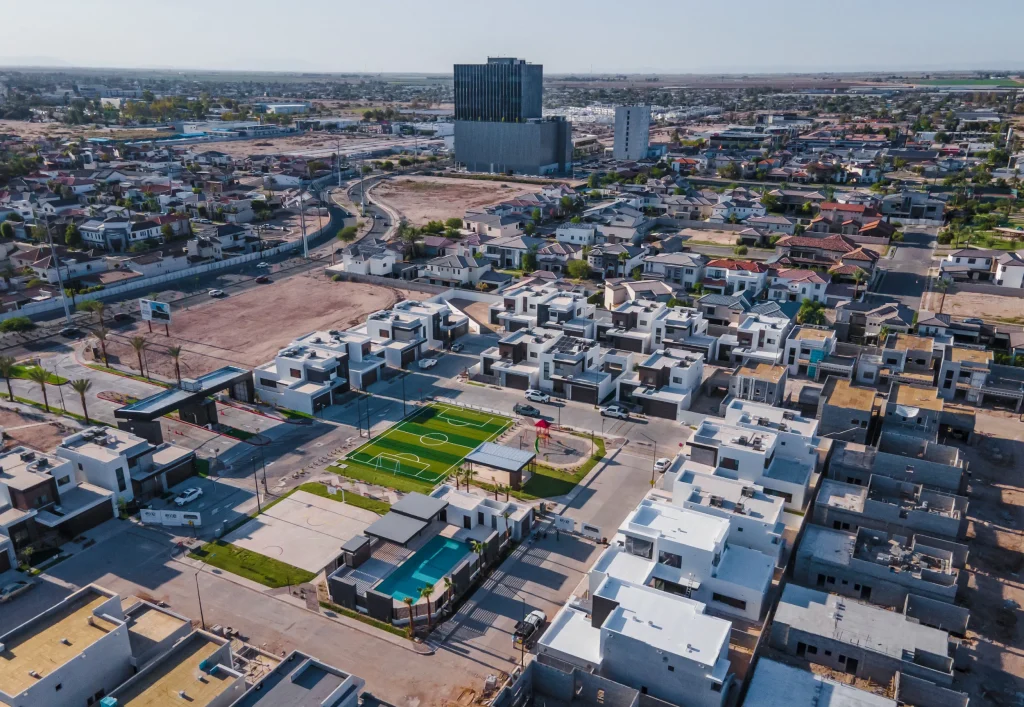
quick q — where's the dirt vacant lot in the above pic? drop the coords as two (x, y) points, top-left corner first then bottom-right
(920, 290), (1024, 325)
(373, 175), (540, 226)
(0, 407), (78, 451)
(92, 275), (428, 381)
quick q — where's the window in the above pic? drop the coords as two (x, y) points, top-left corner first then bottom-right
(543, 362), (550, 380)
(78, 463), (84, 471)
(530, 352), (537, 359)
(625, 535), (653, 559)
(806, 645), (818, 654)
(712, 592), (747, 611)
(259, 378), (277, 389)
(720, 457), (739, 471)
(658, 551), (682, 568)
(55, 683), (62, 691)
(289, 368), (301, 378)
(667, 665), (674, 672)
(57, 475), (71, 487)
(115, 467), (127, 493)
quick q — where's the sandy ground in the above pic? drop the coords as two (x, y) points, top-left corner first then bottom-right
(0, 407), (77, 451)
(89, 275), (427, 380)
(920, 290), (1024, 324)
(373, 175), (539, 226)
(678, 228), (745, 246)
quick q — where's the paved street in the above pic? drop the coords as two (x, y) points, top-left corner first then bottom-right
(869, 227), (938, 310)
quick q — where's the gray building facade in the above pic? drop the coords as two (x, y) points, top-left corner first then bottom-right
(613, 106), (651, 161)
(453, 57), (571, 175)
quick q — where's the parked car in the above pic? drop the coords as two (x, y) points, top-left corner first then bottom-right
(513, 403), (541, 417)
(256, 262), (271, 269)
(525, 389), (550, 404)
(208, 289), (226, 297)
(0, 580), (32, 603)
(418, 358), (438, 369)
(113, 312), (132, 323)
(450, 342), (465, 353)
(601, 404), (630, 420)
(654, 457), (672, 473)
(174, 487), (203, 506)
(255, 276), (272, 284)
(60, 327), (82, 338)
(513, 609), (547, 647)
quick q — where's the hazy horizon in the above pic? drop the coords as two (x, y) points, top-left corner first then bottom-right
(4, 0), (1024, 76)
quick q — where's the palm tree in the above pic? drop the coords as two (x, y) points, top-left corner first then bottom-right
(0, 356), (15, 401)
(27, 367), (49, 412)
(442, 576), (453, 608)
(461, 465), (476, 492)
(502, 510), (512, 541)
(71, 379), (93, 424)
(402, 597), (415, 638)
(878, 325), (892, 344)
(93, 327), (110, 366)
(934, 278), (950, 314)
(851, 269), (865, 299)
(470, 540), (485, 566)
(168, 346), (183, 385)
(419, 583), (435, 631)
(129, 336), (147, 376)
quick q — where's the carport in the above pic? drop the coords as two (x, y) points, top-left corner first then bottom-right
(364, 513), (430, 547)
(464, 442), (536, 491)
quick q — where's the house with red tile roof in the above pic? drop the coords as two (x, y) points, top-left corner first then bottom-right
(703, 259), (769, 297)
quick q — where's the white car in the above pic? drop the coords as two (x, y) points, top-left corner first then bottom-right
(256, 262), (270, 269)
(601, 404), (630, 420)
(418, 358), (438, 369)
(0, 580), (32, 603)
(208, 289), (225, 297)
(654, 457), (672, 473)
(174, 487), (203, 506)
(525, 389), (550, 404)
(514, 609), (548, 647)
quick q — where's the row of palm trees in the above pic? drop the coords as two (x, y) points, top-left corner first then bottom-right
(79, 300), (185, 383)
(0, 355), (95, 423)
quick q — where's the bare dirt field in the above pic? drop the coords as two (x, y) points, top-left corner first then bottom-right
(373, 176), (539, 226)
(201, 132), (430, 159)
(0, 406), (77, 451)
(678, 228), (744, 247)
(920, 290), (1024, 324)
(90, 275), (428, 380)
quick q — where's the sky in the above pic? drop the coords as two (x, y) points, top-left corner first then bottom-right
(4, 0), (1024, 75)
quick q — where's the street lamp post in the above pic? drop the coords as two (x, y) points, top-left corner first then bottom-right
(639, 432), (657, 487)
(252, 457), (262, 513)
(194, 551), (215, 630)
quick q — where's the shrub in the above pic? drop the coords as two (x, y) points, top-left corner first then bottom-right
(734, 245), (749, 255)
(0, 316), (35, 332)
(735, 237), (745, 246)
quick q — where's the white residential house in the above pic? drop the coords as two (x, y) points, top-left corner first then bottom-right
(588, 243), (646, 278)
(554, 224), (598, 246)
(939, 248), (997, 280)
(463, 211), (524, 239)
(703, 259), (769, 297)
(482, 235), (547, 270)
(643, 251), (707, 289)
(617, 348), (704, 419)
(768, 268), (830, 304)
(729, 312), (792, 365)
(488, 283), (596, 336)
(995, 251), (1024, 288)
(685, 414), (819, 510)
(745, 214), (796, 234)
(784, 326), (839, 376)
(254, 330), (384, 413)
(421, 254), (491, 286)
(361, 299), (470, 361)
(339, 238), (401, 277)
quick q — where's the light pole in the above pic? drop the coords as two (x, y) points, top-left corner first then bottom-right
(401, 373), (407, 417)
(640, 431), (657, 487)
(252, 456), (262, 513)
(194, 551), (215, 630)
(34, 211), (72, 326)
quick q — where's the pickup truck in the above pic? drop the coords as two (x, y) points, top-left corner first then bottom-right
(513, 609), (547, 648)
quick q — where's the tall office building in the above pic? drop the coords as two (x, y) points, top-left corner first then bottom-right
(453, 57), (571, 176)
(613, 105), (651, 161)
(454, 57), (542, 122)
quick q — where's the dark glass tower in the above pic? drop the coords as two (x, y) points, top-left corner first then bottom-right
(454, 57), (543, 123)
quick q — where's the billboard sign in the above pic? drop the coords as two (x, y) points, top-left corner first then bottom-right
(140, 299), (171, 323)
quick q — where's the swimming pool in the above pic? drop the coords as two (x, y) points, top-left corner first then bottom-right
(376, 535), (470, 602)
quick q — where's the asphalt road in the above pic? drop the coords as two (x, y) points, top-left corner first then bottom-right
(869, 227), (938, 310)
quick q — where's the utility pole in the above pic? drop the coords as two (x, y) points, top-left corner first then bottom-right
(298, 191), (309, 259)
(36, 211), (72, 325)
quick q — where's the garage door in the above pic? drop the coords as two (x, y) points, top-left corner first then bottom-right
(505, 373), (530, 390)
(569, 385), (598, 405)
(643, 398), (679, 420)
(401, 347), (417, 368)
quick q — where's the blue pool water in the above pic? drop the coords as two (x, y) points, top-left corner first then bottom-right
(376, 535), (470, 602)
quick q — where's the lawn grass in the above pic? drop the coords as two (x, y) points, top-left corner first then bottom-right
(278, 408), (315, 421)
(327, 462), (435, 494)
(86, 363), (171, 387)
(297, 482), (391, 514)
(220, 426), (255, 441)
(188, 540), (315, 589)
(483, 434), (608, 501)
(10, 365), (67, 385)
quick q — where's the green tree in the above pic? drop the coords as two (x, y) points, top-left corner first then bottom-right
(403, 597), (415, 638)
(93, 326), (109, 366)
(718, 162), (740, 179)
(71, 379), (93, 424)
(0, 222), (14, 239)
(129, 336), (148, 376)
(444, 217), (463, 230)
(567, 259), (591, 280)
(570, 216), (582, 224)
(796, 299), (826, 326)
(26, 366), (49, 412)
(0, 355), (15, 401)
(168, 346), (183, 385)
(77, 300), (104, 324)
(337, 225), (358, 243)
(419, 583), (435, 631)
(631, 266), (643, 280)
(160, 224), (174, 240)
(530, 208), (542, 224)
